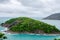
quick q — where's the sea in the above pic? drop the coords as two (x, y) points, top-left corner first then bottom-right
(0, 17), (60, 40)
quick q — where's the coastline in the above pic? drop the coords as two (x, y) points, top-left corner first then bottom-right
(0, 26), (60, 36)
(4, 30), (60, 36)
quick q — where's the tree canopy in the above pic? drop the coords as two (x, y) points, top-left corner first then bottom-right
(5, 17), (60, 33)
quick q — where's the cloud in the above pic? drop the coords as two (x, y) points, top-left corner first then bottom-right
(19, 0), (60, 13)
(0, 0), (9, 4)
(0, 0), (60, 17)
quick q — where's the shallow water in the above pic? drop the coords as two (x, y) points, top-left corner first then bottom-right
(0, 17), (60, 40)
(4, 34), (60, 40)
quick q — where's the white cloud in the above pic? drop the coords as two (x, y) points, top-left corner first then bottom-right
(0, 0), (60, 17)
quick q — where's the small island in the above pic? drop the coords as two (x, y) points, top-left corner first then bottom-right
(1, 17), (60, 34)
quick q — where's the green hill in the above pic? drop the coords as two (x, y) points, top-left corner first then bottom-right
(2, 17), (60, 34)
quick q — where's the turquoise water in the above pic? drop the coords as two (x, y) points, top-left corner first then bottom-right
(0, 17), (60, 40)
(5, 34), (59, 40)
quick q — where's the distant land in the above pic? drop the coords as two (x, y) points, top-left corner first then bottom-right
(44, 13), (60, 20)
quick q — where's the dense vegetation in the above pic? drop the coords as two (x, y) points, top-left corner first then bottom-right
(4, 17), (60, 33)
(0, 33), (7, 40)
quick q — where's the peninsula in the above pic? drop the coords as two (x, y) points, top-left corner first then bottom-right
(44, 13), (60, 20)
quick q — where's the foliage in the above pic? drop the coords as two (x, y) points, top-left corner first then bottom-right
(54, 38), (60, 40)
(5, 17), (60, 33)
(0, 33), (7, 39)
(5, 18), (17, 24)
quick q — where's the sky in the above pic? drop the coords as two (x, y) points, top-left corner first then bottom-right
(0, 0), (60, 17)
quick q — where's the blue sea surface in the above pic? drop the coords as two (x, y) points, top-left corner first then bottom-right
(0, 17), (60, 40)
(5, 34), (60, 40)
